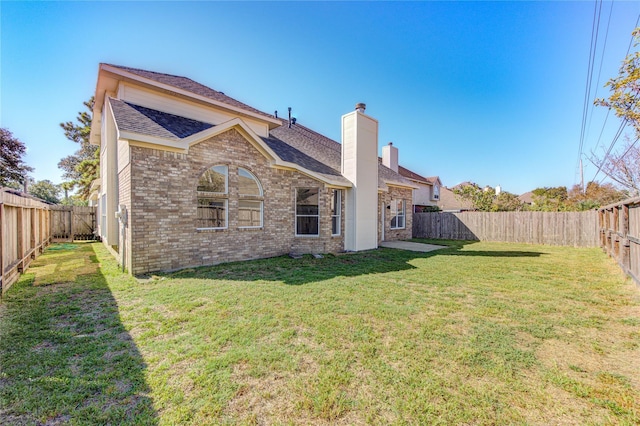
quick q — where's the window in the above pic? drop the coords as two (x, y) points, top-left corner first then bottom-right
(197, 165), (228, 229)
(296, 188), (319, 235)
(331, 189), (341, 236)
(238, 168), (263, 228)
(432, 184), (440, 201)
(390, 199), (405, 229)
(238, 167), (262, 196)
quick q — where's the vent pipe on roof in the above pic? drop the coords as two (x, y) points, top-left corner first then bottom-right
(275, 110), (278, 118)
(288, 107), (292, 128)
(355, 103), (366, 113)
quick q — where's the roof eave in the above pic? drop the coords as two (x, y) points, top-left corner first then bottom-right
(99, 64), (281, 129)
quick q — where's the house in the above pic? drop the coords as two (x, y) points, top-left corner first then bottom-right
(436, 186), (474, 212)
(389, 149), (442, 212)
(90, 64), (419, 274)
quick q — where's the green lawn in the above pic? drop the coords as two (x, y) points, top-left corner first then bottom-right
(1, 240), (639, 425)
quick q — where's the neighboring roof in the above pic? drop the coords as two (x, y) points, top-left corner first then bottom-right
(398, 165), (440, 185)
(436, 186), (474, 212)
(103, 65), (415, 190)
(518, 191), (534, 204)
(104, 64), (275, 120)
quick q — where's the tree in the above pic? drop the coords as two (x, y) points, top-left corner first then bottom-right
(529, 186), (568, 211)
(594, 27), (640, 196)
(58, 97), (99, 200)
(589, 138), (640, 197)
(567, 181), (626, 210)
(493, 191), (524, 212)
(28, 179), (61, 204)
(0, 127), (33, 187)
(453, 183), (495, 211)
(452, 183), (522, 212)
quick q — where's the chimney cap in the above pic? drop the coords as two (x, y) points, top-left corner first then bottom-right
(355, 103), (366, 113)
(388, 142), (393, 146)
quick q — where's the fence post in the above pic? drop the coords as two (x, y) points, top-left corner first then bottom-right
(621, 203), (631, 274)
(0, 202), (4, 295)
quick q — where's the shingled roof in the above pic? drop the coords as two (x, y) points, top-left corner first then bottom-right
(105, 64), (274, 120)
(104, 65), (415, 189)
(110, 98), (214, 140)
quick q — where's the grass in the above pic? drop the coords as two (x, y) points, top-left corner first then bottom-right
(1, 240), (639, 425)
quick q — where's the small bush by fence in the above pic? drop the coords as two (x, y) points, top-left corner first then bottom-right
(1, 189), (99, 295)
(413, 211), (599, 247)
(599, 197), (640, 286)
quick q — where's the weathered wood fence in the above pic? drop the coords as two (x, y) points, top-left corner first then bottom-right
(51, 206), (97, 241)
(1, 189), (98, 296)
(1, 190), (51, 295)
(413, 211), (599, 247)
(599, 197), (640, 286)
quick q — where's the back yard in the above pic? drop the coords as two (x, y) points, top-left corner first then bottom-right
(0, 240), (639, 425)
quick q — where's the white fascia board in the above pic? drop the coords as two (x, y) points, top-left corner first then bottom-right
(118, 132), (186, 151)
(384, 180), (420, 190)
(100, 64), (281, 128)
(186, 118), (279, 161)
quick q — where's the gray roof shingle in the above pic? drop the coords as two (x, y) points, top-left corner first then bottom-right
(106, 64), (274, 120)
(110, 99), (214, 140)
(106, 65), (416, 189)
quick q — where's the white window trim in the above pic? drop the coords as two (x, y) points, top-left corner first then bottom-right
(238, 200), (264, 229)
(295, 188), (320, 237)
(196, 198), (228, 230)
(331, 189), (341, 236)
(390, 199), (406, 230)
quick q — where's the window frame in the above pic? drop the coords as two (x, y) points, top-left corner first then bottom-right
(295, 187), (320, 237)
(390, 199), (406, 230)
(196, 165), (229, 230)
(237, 167), (263, 229)
(331, 189), (341, 236)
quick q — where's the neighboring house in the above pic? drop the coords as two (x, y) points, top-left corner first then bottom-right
(90, 64), (418, 274)
(518, 191), (534, 207)
(386, 145), (441, 212)
(436, 186), (474, 212)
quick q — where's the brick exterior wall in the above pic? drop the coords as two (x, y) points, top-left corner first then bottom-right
(117, 161), (132, 270)
(378, 186), (413, 243)
(127, 128), (346, 274)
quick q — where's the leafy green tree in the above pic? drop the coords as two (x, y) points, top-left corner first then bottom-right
(493, 191), (524, 211)
(0, 127), (33, 187)
(28, 179), (61, 204)
(58, 97), (99, 200)
(529, 187), (568, 211)
(594, 27), (640, 196)
(452, 183), (525, 212)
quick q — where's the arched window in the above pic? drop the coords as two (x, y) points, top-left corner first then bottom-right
(197, 165), (228, 229)
(237, 167), (263, 228)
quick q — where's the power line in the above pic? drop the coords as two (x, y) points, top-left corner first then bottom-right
(576, 0), (603, 186)
(589, 12), (640, 185)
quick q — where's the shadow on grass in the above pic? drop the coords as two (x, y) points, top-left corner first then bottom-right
(164, 239), (546, 286)
(0, 243), (157, 425)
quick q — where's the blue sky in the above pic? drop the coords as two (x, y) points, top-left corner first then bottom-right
(2, 1), (639, 195)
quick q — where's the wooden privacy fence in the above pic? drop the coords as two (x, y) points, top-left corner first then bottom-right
(1, 189), (99, 296)
(1, 190), (51, 295)
(413, 211), (599, 247)
(51, 206), (97, 241)
(599, 197), (640, 286)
